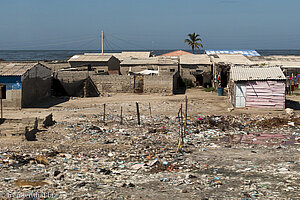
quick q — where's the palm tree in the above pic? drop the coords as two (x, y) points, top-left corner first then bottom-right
(184, 33), (203, 54)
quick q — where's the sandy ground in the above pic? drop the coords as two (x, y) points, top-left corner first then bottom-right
(4, 88), (299, 121)
(0, 88), (299, 199)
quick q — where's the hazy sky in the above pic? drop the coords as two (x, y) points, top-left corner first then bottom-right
(0, 0), (299, 50)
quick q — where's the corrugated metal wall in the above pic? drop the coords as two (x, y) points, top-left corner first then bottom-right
(0, 76), (22, 90)
(246, 81), (285, 109)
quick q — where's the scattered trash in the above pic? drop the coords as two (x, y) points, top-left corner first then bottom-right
(285, 108), (294, 116)
(0, 101), (299, 199)
(34, 155), (49, 165)
(14, 179), (53, 188)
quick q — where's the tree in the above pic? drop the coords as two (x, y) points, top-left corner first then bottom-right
(184, 33), (203, 54)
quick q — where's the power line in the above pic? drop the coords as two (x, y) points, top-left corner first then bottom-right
(85, 38), (98, 50)
(104, 39), (115, 51)
(0, 33), (97, 46)
(103, 40), (111, 51)
(105, 32), (148, 50)
(105, 35), (123, 50)
(74, 38), (97, 50)
(5, 37), (97, 49)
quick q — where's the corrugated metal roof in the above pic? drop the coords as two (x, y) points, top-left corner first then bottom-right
(84, 53), (124, 61)
(179, 54), (211, 65)
(212, 54), (253, 65)
(83, 52), (150, 61)
(205, 49), (260, 56)
(159, 50), (192, 57)
(121, 51), (151, 58)
(231, 66), (286, 81)
(248, 55), (300, 67)
(281, 66), (300, 69)
(0, 62), (38, 76)
(68, 55), (113, 62)
(121, 57), (178, 65)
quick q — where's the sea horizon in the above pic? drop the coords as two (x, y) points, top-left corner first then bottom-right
(1, 49), (300, 61)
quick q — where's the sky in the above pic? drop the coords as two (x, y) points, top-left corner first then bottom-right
(0, 0), (299, 50)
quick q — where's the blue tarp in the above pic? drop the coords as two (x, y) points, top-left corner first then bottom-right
(0, 76), (22, 90)
(205, 50), (261, 56)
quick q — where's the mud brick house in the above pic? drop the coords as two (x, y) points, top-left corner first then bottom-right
(120, 57), (178, 76)
(0, 62), (51, 108)
(68, 54), (120, 74)
(179, 54), (212, 87)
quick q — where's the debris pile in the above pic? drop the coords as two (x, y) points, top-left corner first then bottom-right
(0, 109), (299, 199)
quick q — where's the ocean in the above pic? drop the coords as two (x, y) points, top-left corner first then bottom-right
(1, 50), (300, 61)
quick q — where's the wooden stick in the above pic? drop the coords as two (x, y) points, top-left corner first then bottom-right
(103, 103), (106, 123)
(149, 102), (152, 119)
(184, 96), (188, 136)
(177, 105), (184, 152)
(180, 104), (183, 119)
(120, 106), (123, 125)
(136, 102), (140, 125)
(1, 99), (2, 119)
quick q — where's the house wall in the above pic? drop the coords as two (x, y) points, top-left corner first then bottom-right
(143, 74), (175, 94)
(120, 66), (145, 75)
(54, 71), (91, 96)
(159, 65), (178, 76)
(55, 71), (134, 94)
(55, 71), (177, 95)
(69, 61), (108, 68)
(120, 65), (178, 75)
(0, 76), (22, 108)
(181, 68), (197, 82)
(90, 75), (134, 93)
(180, 64), (212, 85)
(173, 72), (180, 93)
(228, 80), (235, 106)
(21, 64), (52, 107)
(93, 66), (109, 73)
(69, 57), (120, 72)
(107, 57), (121, 72)
(245, 80), (285, 109)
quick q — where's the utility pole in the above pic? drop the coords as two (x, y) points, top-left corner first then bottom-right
(101, 30), (104, 55)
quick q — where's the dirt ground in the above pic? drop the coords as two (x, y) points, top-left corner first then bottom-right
(0, 88), (300, 199)
(5, 88), (299, 120)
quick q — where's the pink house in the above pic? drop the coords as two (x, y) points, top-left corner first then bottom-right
(229, 66), (286, 109)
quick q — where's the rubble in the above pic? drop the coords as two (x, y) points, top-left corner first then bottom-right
(34, 156), (49, 165)
(24, 127), (37, 141)
(0, 98), (300, 199)
(285, 108), (294, 116)
(14, 179), (53, 188)
(43, 113), (56, 127)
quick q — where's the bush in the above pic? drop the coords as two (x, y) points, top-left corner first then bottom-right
(204, 87), (216, 92)
(182, 78), (194, 88)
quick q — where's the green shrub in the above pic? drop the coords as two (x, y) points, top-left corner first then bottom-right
(204, 87), (216, 92)
(182, 78), (194, 88)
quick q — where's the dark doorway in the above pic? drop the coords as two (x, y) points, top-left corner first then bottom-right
(221, 71), (228, 87)
(52, 78), (68, 96)
(195, 74), (203, 86)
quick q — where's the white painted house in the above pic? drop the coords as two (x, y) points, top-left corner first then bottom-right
(229, 66), (286, 109)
